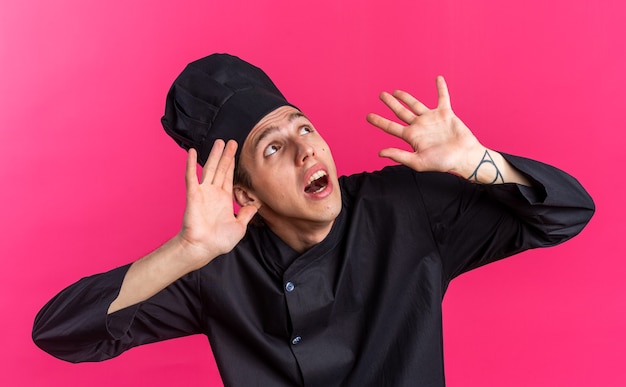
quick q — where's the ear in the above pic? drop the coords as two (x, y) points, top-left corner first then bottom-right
(234, 185), (261, 209)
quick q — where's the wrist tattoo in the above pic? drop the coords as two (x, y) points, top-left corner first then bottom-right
(467, 150), (504, 184)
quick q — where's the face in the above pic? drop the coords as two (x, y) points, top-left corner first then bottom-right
(235, 106), (342, 234)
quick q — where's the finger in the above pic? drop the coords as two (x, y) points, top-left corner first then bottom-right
(379, 148), (426, 171)
(186, 148), (199, 190)
(211, 140), (237, 186)
(366, 113), (406, 139)
(201, 139), (226, 184)
(392, 90), (429, 116)
(436, 76), (451, 110)
(236, 205), (258, 226)
(379, 91), (416, 124)
(217, 140), (238, 191)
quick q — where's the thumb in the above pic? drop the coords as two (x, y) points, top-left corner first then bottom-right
(236, 205), (259, 226)
(379, 148), (426, 171)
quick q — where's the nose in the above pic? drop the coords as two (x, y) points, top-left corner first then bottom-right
(296, 140), (315, 164)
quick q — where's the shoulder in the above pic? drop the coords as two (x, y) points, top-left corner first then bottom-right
(339, 165), (414, 196)
(340, 165), (468, 203)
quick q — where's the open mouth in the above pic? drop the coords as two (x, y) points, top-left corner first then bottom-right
(304, 170), (329, 194)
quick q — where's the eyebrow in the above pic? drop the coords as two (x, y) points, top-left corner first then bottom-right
(252, 111), (308, 150)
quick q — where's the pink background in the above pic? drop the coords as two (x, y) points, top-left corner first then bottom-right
(1, 0), (624, 386)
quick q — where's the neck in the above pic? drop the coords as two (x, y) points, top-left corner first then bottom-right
(264, 218), (335, 253)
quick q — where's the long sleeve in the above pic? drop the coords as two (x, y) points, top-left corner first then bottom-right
(413, 154), (595, 281)
(32, 264), (205, 363)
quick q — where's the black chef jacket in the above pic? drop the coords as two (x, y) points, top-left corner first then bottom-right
(33, 155), (595, 387)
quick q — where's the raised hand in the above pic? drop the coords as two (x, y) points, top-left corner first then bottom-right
(179, 140), (258, 268)
(366, 76), (486, 178)
(109, 140), (258, 313)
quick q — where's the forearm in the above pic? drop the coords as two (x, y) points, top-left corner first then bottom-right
(32, 264), (131, 362)
(478, 152), (594, 249)
(420, 153), (594, 279)
(33, 257), (206, 362)
(457, 146), (532, 186)
(107, 234), (216, 314)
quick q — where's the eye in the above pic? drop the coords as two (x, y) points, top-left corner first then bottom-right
(264, 144), (280, 157)
(300, 126), (313, 135)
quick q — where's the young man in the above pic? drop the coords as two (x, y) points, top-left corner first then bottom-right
(33, 54), (594, 386)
